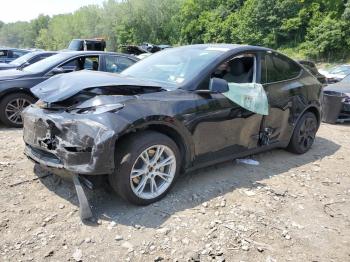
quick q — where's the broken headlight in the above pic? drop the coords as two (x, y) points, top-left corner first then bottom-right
(70, 103), (124, 115)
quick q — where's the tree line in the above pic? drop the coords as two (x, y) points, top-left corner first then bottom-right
(0, 0), (349, 61)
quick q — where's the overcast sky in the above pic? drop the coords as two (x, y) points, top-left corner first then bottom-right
(1, 0), (106, 23)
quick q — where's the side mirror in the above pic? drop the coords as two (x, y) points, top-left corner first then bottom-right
(209, 77), (229, 93)
(50, 67), (65, 75)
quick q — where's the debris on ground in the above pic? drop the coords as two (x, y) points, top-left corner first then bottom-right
(236, 158), (260, 166)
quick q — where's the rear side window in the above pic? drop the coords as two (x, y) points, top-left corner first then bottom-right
(117, 57), (135, 72)
(105, 56), (135, 73)
(261, 52), (301, 83)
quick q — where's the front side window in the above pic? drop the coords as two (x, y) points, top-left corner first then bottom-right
(59, 56), (99, 71)
(262, 52), (301, 83)
(212, 54), (255, 84)
(212, 53), (268, 115)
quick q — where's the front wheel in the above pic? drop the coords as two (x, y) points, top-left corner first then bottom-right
(0, 93), (36, 128)
(109, 131), (180, 205)
(287, 112), (318, 154)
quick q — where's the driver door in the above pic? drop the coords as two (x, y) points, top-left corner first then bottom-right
(192, 53), (265, 165)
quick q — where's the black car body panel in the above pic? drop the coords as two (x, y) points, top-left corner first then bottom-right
(22, 44), (322, 176)
(298, 60), (327, 85)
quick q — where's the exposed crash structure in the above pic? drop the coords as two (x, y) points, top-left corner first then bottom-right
(22, 44), (322, 220)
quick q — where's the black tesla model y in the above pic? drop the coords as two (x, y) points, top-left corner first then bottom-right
(22, 44), (322, 206)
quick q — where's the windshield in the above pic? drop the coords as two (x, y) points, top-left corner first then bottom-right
(330, 65), (350, 74)
(10, 52), (37, 66)
(121, 47), (225, 89)
(22, 53), (72, 73)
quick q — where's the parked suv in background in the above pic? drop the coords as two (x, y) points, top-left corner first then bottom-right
(67, 39), (106, 51)
(0, 48), (30, 63)
(0, 51), (57, 71)
(0, 51), (138, 127)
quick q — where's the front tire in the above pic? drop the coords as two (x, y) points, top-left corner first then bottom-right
(0, 93), (36, 128)
(287, 112), (318, 154)
(109, 131), (180, 205)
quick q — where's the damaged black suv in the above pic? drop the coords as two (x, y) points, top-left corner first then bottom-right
(22, 44), (322, 207)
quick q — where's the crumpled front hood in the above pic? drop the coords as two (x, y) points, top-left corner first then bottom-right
(31, 70), (164, 103)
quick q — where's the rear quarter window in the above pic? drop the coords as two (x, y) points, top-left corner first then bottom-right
(261, 52), (302, 84)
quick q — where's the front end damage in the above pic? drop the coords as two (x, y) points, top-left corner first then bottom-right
(22, 71), (165, 220)
(23, 107), (117, 175)
(23, 106), (120, 221)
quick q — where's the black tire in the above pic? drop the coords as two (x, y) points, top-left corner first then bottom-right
(0, 93), (36, 128)
(109, 131), (181, 205)
(287, 112), (318, 154)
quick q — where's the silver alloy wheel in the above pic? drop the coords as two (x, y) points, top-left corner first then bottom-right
(130, 145), (176, 200)
(5, 98), (31, 125)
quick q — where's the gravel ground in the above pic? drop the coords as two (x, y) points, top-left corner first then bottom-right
(0, 123), (349, 262)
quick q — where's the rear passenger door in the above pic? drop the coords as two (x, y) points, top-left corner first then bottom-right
(259, 51), (304, 144)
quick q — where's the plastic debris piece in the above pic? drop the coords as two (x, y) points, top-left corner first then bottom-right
(236, 158), (260, 166)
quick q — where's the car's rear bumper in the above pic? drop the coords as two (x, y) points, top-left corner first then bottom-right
(23, 105), (118, 175)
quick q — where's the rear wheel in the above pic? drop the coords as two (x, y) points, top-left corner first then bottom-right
(287, 112), (318, 154)
(109, 131), (180, 205)
(0, 93), (36, 128)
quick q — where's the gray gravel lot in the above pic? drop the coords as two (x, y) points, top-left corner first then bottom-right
(0, 123), (349, 261)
